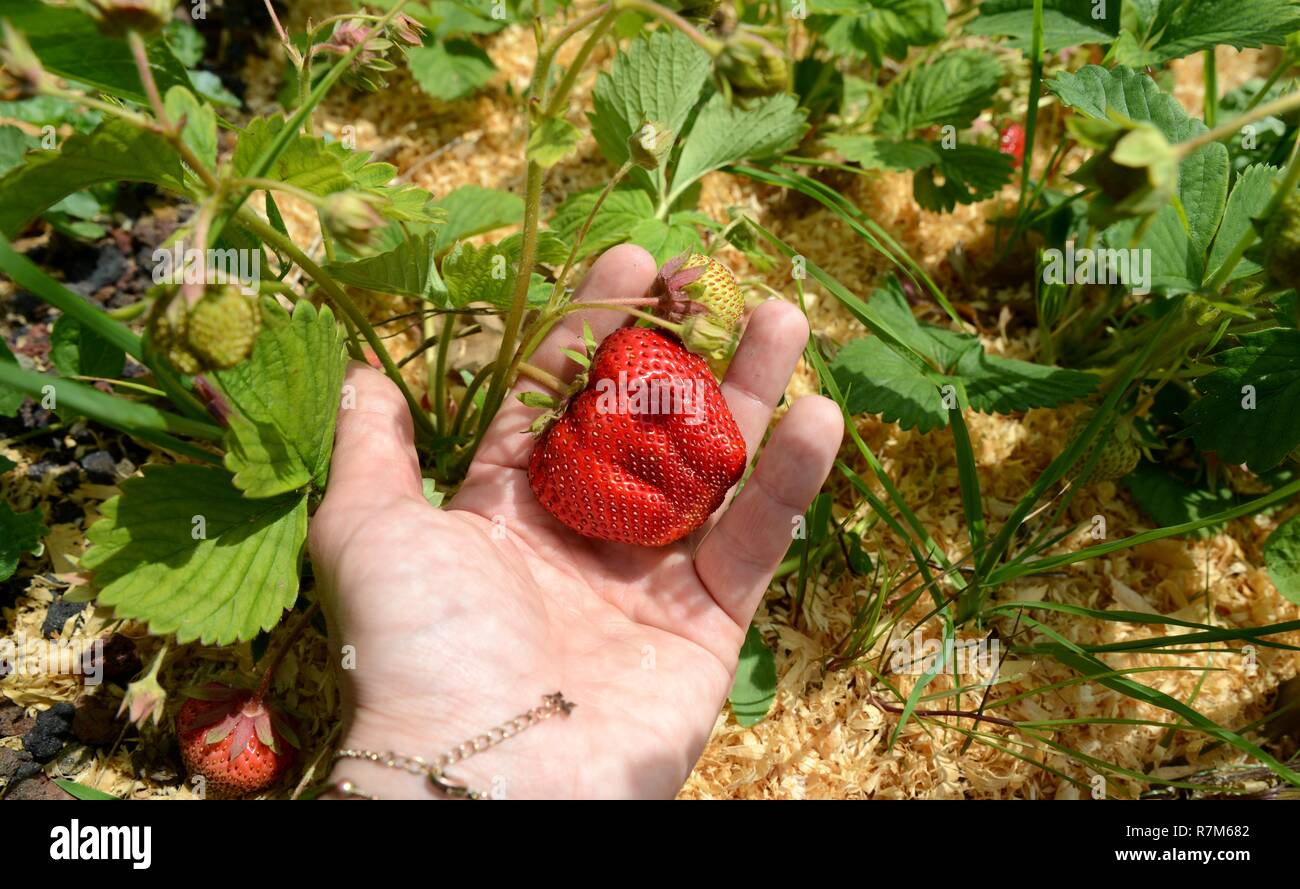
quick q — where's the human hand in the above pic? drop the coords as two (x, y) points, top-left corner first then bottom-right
(309, 244), (843, 799)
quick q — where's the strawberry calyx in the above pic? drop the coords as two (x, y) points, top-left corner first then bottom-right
(652, 253), (744, 360)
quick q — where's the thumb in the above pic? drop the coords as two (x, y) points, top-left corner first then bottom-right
(321, 361), (424, 506)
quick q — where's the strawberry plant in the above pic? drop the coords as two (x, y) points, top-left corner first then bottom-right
(1, 0), (1300, 801)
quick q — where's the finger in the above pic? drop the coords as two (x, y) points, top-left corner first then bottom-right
(694, 395), (843, 627)
(471, 243), (659, 471)
(720, 299), (810, 459)
(321, 361), (424, 507)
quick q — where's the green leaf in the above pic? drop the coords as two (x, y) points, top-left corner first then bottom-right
(1049, 65), (1200, 143)
(1264, 513), (1300, 605)
(0, 337), (24, 417)
(49, 315), (125, 379)
(52, 779), (118, 800)
(527, 116), (582, 169)
(0, 1), (191, 104)
(442, 233), (566, 308)
(1180, 328), (1300, 471)
(955, 346), (1099, 415)
(163, 85), (217, 172)
(912, 144), (1016, 212)
(0, 117), (182, 238)
(805, 0), (946, 65)
(1124, 462), (1247, 537)
(967, 0), (1123, 51)
(233, 117), (351, 196)
(432, 185), (523, 253)
(1103, 204), (1203, 293)
(875, 51), (1003, 139)
(824, 134), (940, 171)
(729, 624), (777, 726)
(831, 281), (1096, 430)
(551, 186), (656, 260)
(1146, 0), (1300, 62)
(408, 39), (496, 102)
(670, 93), (807, 204)
(1206, 163), (1279, 283)
(84, 464), (306, 645)
(626, 214), (703, 263)
(422, 477), (444, 508)
(0, 125), (38, 176)
(589, 29), (712, 194)
(0, 453), (15, 474)
(0, 500), (46, 582)
(214, 301), (347, 498)
(325, 233), (450, 303)
(832, 335), (950, 432)
(1050, 65), (1230, 271)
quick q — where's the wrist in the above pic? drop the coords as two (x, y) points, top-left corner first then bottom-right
(323, 692), (576, 800)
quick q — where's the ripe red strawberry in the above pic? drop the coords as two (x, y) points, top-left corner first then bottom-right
(176, 683), (297, 799)
(528, 327), (747, 546)
(999, 122), (1026, 168)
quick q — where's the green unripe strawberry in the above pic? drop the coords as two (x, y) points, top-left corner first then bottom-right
(655, 253), (745, 361)
(1260, 190), (1300, 290)
(1066, 413), (1141, 485)
(148, 298), (202, 375)
(185, 286), (261, 370)
(658, 253), (744, 327)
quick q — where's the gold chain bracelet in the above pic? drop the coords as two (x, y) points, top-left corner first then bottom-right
(326, 692), (575, 800)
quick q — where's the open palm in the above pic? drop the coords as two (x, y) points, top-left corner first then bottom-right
(310, 245), (842, 799)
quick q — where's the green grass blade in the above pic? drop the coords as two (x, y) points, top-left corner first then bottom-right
(0, 363), (221, 462)
(1020, 615), (1300, 786)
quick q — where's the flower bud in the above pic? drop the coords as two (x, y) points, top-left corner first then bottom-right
(715, 27), (787, 98)
(1, 21), (49, 97)
(1069, 117), (1178, 225)
(628, 120), (675, 170)
(76, 0), (174, 38)
(322, 191), (385, 254)
(117, 645), (168, 729)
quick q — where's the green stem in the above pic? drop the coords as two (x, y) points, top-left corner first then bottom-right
(543, 8), (618, 117)
(0, 363), (222, 461)
(433, 312), (455, 436)
(450, 361), (494, 441)
(212, 1), (412, 244)
(1013, 0), (1044, 230)
(1179, 88), (1300, 156)
(618, 0), (723, 54)
(516, 361), (566, 393)
(236, 209), (437, 444)
(546, 160), (634, 313)
(229, 178), (328, 208)
(1203, 49), (1217, 127)
(1242, 60), (1286, 112)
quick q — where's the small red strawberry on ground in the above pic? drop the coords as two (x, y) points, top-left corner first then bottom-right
(527, 326), (747, 546)
(176, 682), (298, 799)
(999, 122), (1026, 168)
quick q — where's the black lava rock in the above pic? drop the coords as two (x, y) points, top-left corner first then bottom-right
(80, 449), (117, 484)
(42, 596), (87, 639)
(22, 702), (76, 763)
